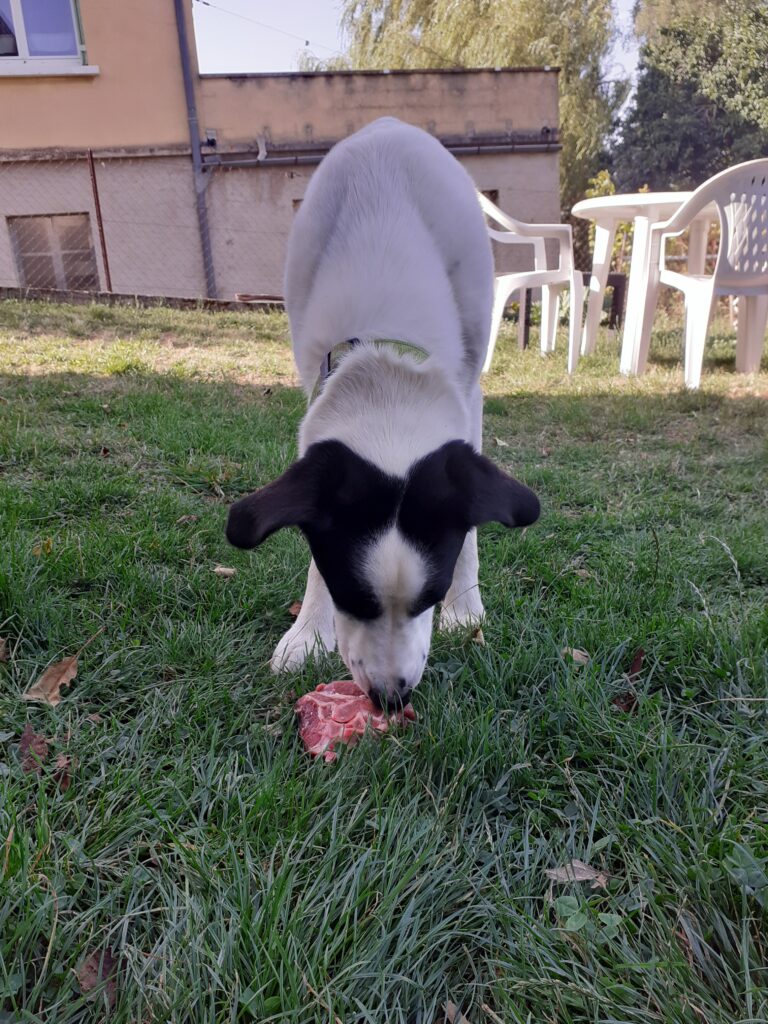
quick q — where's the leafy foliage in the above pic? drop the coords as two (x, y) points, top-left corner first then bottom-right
(612, 1), (768, 191)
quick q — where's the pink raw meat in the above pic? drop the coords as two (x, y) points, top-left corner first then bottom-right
(295, 680), (416, 762)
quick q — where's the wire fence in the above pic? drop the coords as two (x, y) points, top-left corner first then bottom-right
(0, 149), (577, 314)
(0, 150), (306, 306)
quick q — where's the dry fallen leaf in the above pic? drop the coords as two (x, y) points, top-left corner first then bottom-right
(612, 690), (638, 714)
(86, 713), (103, 725)
(77, 948), (118, 1008)
(32, 537), (53, 557)
(612, 647), (644, 714)
(562, 647), (590, 665)
(573, 568), (594, 579)
(0, 638), (7, 663)
(19, 723), (50, 773)
(176, 514), (199, 525)
(494, 437), (509, 447)
(54, 752), (74, 792)
(213, 565), (236, 578)
(288, 600), (303, 618)
(100, 446), (110, 458)
(627, 646), (645, 681)
(22, 655), (78, 708)
(471, 626), (485, 646)
(444, 1001), (474, 1024)
(545, 858), (609, 889)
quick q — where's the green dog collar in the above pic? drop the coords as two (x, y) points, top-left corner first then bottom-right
(309, 336), (430, 404)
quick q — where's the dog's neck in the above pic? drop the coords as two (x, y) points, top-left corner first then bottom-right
(299, 343), (470, 477)
(309, 336), (430, 405)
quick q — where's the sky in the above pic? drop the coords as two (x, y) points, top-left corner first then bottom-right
(192, 0), (349, 74)
(193, 0), (641, 82)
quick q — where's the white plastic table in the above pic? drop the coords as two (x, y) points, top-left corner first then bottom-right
(572, 192), (715, 374)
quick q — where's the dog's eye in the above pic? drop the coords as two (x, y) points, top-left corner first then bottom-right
(409, 585), (444, 617)
(332, 588), (382, 621)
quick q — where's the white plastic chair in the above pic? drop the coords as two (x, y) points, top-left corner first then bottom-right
(635, 159), (768, 388)
(479, 193), (584, 373)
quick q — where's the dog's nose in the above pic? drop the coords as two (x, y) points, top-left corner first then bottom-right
(370, 683), (413, 712)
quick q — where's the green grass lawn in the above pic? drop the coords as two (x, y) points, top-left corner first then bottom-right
(1, 299), (767, 1023)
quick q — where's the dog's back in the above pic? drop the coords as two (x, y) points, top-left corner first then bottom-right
(285, 118), (493, 391)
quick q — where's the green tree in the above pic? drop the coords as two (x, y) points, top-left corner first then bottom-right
(632, 0), (721, 44)
(311, 0), (627, 226)
(612, 1), (768, 190)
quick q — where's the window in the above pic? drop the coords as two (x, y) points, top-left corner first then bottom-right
(8, 214), (100, 291)
(0, 0), (98, 75)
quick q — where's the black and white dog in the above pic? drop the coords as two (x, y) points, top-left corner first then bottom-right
(227, 118), (539, 709)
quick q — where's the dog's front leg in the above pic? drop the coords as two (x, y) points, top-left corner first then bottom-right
(271, 558), (336, 672)
(439, 529), (485, 630)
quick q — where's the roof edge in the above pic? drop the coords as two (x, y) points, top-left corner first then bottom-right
(199, 66), (561, 80)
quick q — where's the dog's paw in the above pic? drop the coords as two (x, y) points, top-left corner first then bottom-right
(270, 622), (336, 674)
(439, 591), (485, 632)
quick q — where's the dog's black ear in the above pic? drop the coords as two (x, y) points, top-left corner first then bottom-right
(445, 442), (540, 529)
(226, 443), (344, 549)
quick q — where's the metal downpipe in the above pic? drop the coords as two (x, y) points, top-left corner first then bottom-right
(173, 0), (217, 298)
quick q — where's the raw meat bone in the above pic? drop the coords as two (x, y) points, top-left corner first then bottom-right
(295, 680), (416, 762)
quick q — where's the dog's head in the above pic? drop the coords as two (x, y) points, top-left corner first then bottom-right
(227, 440), (539, 707)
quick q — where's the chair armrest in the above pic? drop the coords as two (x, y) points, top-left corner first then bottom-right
(479, 193), (574, 272)
(478, 193), (571, 242)
(487, 227), (547, 268)
(649, 194), (717, 237)
(649, 223), (713, 278)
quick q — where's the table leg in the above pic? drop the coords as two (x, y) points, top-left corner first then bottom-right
(582, 222), (616, 355)
(736, 294), (768, 373)
(620, 215), (654, 375)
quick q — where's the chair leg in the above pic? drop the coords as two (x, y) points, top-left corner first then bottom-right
(567, 270), (585, 374)
(683, 291), (713, 389)
(540, 286), (561, 354)
(482, 280), (514, 373)
(517, 289), (528, 351)
(735, 294), (768, 373)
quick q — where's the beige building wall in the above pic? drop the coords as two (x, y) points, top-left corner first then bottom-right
(1, 0), (558, 158)
(0, 146), (560, 298)
(0, 145), (561, 299)
(96, 157), (205, 297)
(206, 149), (561, 299)
(198, 68), (558, 151)
(0, 0), (191, 151)
(207, 164), (309, 299)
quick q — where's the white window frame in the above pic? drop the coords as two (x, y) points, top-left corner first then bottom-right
(0, 0), (98, 76)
